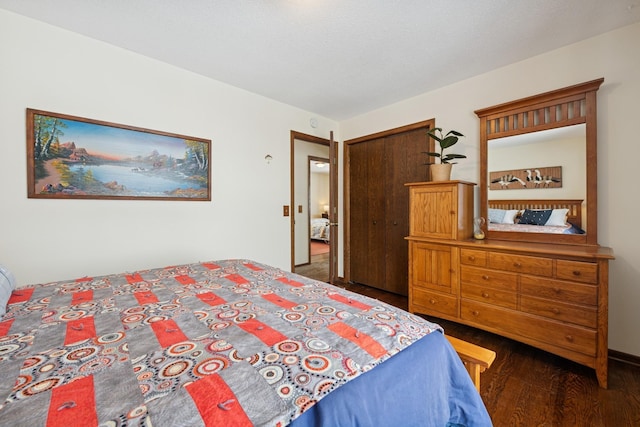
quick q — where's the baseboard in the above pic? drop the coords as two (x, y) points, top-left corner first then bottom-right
(609, 349), (640, 367)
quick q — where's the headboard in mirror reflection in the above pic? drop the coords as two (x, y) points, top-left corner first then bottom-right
(475, 78), (604, 245)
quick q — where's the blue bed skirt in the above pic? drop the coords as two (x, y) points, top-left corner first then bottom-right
(291, 331), (493, 427)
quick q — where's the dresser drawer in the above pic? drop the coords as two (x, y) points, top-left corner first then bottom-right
(461, 265), (517, 291)
(461, 300), (596, 357)
(410, 288), (458, 318)
(520, 295), (597, 328)
(461, 282), (517, 309)
(556, 260), (598, 284)
(521, 276), (597, 306)
(488, 252), (553, 277)
(460, 249), (487, 267)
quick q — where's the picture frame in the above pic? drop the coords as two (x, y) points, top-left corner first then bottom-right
(489, 166), (562, 190)
(26, 109), (211, 201)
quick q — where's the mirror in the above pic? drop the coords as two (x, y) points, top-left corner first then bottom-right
(488, 125), (586, 229)
(475, 78), (604, 245)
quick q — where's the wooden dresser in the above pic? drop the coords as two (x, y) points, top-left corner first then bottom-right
(406, 181), (614, 388)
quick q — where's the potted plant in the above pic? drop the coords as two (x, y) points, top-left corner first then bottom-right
(425, 127), (466, 181)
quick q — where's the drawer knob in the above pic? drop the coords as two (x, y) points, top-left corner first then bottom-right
(482, 292), (490, 298)
(572, 271), (581, 276)
(472, 310), (479, 316)
(565, 335), (574, 342)
(468, 256), (476, 261)
(429, 299), (436, 305)
(552, 308), (560, 315)
(513, 262), (522, 268)
(482, 275), (490, 281)
(553, 288), (561, 294)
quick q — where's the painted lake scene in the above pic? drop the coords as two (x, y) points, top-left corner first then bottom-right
(27, 110), (211, 200)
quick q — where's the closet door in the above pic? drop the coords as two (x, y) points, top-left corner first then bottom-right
(349, 138), (386, 288)
(383, 129), (429, 294)
(346, 120), (433, 295)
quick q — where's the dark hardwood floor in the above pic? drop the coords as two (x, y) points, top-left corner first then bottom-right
(339, 282), (640, 427)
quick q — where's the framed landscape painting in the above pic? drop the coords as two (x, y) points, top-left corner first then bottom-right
(26, 109), (211, 201)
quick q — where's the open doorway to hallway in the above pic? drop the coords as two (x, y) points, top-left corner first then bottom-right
(295, 156), (330, 282)
(290, 131), (336, 283)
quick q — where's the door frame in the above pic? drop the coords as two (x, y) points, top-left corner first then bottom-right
(290, 130), (338, 283)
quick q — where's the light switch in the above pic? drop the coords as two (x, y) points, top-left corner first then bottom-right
(283, 205), (290, 216)
(298, 205), (303, 213)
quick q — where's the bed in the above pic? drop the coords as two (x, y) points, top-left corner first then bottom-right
(0, 259), (492, 426)
(310, 218), (330, 242)
(488, 199), (585, 234)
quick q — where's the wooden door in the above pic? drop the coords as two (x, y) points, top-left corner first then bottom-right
(410, 241), (455, 293)
(328, 132), (338, 284)
(349, 138), (385, 288)
(383, 129), (429, 294)
(409, 184), (455, 239)
(346, 119), (435, 295)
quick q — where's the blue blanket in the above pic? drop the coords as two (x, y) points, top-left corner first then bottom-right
(291, 331), (492, 427)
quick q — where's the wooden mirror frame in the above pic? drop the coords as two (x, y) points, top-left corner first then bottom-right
(475, 78), (604, 246)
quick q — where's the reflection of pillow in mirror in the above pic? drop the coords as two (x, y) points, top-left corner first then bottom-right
(502, 209), (520, 224)
(545, 208), (570, 226)
(519, 209), (552, 225)
(488, 208), (505, 224)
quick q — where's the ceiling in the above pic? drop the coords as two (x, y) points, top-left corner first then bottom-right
(1, 1), (638, 120)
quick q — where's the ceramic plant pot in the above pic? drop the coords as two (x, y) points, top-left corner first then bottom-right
(430, 163), (452, 181)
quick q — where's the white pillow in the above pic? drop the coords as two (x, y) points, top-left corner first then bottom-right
(502, 209), (520, 224)
(488, 208), (505, 224)
(0, 264), (17, 317)
(545, 208), (570, 226)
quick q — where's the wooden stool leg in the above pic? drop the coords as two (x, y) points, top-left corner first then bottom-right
(446, 335), (496, 392)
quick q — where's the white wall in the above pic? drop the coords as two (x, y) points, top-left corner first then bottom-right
(0, 10), (337, 283)
(488, 136), (586, 200)
(340, 23), (640, 356)
(310, 172), (330, 219)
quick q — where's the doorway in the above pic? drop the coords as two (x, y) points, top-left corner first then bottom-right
(290, 131), (337, 283)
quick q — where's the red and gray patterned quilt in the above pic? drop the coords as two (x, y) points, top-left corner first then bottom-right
(0, 259), (441, 426)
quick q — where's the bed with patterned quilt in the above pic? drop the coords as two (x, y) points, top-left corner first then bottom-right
(310, 218), (330, 242)
(0, 259), (491, 426)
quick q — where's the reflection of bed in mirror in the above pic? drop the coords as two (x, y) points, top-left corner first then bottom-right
(488, 199), (584, 234)
(310, 217), (330, 242)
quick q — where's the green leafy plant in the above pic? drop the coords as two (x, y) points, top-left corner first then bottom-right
(425, 127), (467, 164)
